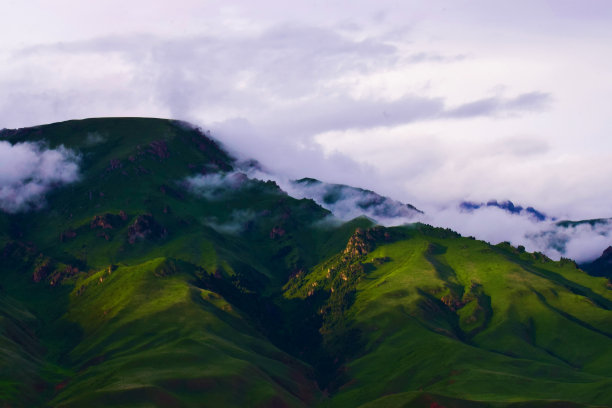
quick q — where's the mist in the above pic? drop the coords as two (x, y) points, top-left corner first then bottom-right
(423, 204), (611, 263)
(0, 141), (80, 213)
(237, 162), (612, 263)
(184, 172), (250, 201)
(201, 209), (258, 235)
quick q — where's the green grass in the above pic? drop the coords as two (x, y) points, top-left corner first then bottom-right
(297, 226), (612, 407)
(47, 258), (319, 407)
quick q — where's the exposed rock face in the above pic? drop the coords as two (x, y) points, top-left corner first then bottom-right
(60, 229), (77, 242)
(440, 294), (467, 312)
(148, 140), (169, 159)
(343, 226), (391, 260)
(33, 256), (53, 283)
(90, 213), (123, 230)
(49, 265), (80, 286)
(108, 159), (122, 170)
(270, 226), (286, 239)
(128, 214), (167, 244)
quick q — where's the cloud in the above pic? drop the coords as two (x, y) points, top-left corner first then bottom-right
(84, 131), (106, 146)
(445, 92), (551, 118)
(422, 203), (612, 263)
(282, 178), (421, 225)
(246, 161), (611, 264)
(201, 209), (258, 235)
(0, 141), (80, 212)
(184, 172), (250, 200)
(8, 25), (400, 122)
(3, 25), (549, 136)
(210, 117), (382, 188)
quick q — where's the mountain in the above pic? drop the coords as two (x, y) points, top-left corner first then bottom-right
(289, 177), (422, 223)
(460, 200), (549, 221)
(1, 118), (612, 408)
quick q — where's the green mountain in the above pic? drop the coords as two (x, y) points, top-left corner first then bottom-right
(1, 118), (611, 408)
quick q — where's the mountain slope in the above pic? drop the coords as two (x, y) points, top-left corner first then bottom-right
(1, 118), (612, 408)
(289, 177), (422, 223)
(582, 246), (612, 279)
(284, 226), (612, 407)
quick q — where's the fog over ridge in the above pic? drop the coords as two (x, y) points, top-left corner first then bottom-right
(0, 141), (80, 213)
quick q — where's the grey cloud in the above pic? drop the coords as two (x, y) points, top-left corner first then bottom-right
(15, 25), (398, 114)
(9, 27), (548, 134)
(255, 91), (552, 139)
(445, 92), (551, 118)
(258, 95), (444, 138)
(0, 141), (80, 213)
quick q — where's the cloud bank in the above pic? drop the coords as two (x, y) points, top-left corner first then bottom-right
(0, 141), (80, 212)
(420, 204), (612, 263)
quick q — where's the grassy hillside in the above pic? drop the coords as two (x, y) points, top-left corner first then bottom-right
(1, 118), (612, 407)
(284, 225), (612, 407)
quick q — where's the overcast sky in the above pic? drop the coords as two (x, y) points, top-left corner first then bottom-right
(1, 0), (612, 221)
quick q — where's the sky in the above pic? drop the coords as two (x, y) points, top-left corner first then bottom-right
(1, 1), (612, 259)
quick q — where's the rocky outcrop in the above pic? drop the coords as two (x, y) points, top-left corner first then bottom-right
(33, 256), (53, 283)
(128, 214), (167, 244)
(90, 213), (124, 230)
(270, 226), (286, 239)
(343, 226), (391, 260)
(48, 265), (80, 286)
(108, 159), (122, 170)
(59, 229), (77, 242)
(148, 140), (169, 159)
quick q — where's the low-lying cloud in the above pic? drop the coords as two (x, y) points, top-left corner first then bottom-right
(0, 141), (80, 212)
(201, 209), (258, 235)
(422, 204), (612, 263)
(283, 178), (421, 225)
(84, 131), (106, 146)
(249, 163), (611, 263)
(184, 172), (250, 200)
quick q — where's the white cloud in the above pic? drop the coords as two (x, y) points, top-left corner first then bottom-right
(418, 204), (612, 263)
(0, 141), (80, 212)
(185, 172), (250, 200)
(202, 209), (258, 235)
